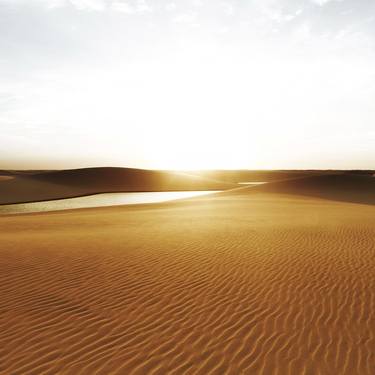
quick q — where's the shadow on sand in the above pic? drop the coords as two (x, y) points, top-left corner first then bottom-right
(243, 173), (375, 206)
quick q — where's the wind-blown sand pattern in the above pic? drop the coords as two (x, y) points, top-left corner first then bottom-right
(1, 174), (375, 374)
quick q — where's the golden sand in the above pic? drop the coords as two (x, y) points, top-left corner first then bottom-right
(1, 175), (374, 374)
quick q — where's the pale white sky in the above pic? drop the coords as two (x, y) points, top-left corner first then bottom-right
(1, 0), (375, 170)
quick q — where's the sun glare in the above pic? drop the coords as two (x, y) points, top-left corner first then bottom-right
(1, 0), (375, 170)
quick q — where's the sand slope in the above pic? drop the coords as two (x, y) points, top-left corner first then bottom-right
(0, 167), (235, 205)
(182, 169), (322, 184)
(243, 173), (375, 205)
(1, 174), (375, 374)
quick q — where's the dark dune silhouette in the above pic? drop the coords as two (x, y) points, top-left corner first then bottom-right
(237, 173), (375, 206)
(30, 167), (229, 189)
(184, 169), (338, 183)
(1, 168), (374, 206)
(0, 167), (235, 205)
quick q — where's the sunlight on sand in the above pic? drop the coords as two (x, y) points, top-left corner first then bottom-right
(0, 191), (220, 214)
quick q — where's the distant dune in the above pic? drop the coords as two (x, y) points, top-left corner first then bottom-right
(2, 167), (371, 206)
(182, 169), (341, 184)
(0, 167), (236, 205)
(238, 173), (375, 206)
(1, 170), (375, 374)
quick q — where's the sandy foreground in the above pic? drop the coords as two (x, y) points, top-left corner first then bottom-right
(1, 179), (375, 374)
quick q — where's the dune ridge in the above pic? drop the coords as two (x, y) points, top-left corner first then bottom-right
(0, 167), (235, 205)
(1, 174), (375, 374)
(225, 173), (375, 206)
(3, 168), (371, 206)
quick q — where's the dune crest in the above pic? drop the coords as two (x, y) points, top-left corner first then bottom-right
(230, 173), (375, 206)
(0, 167), (235, 205)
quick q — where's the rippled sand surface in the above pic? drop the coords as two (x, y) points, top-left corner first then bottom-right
(1, 176), (375, 374)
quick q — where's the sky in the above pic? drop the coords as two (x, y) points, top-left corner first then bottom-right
(1, 0), (375, 170)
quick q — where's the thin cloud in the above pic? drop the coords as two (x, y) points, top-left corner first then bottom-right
(310, 0), (339, 6)
(69, 0), (107, 11)
(1, 0), (375, 169)
(0, 0), (153, 13)
(111, 0), (152, 14)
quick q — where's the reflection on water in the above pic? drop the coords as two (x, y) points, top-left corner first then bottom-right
(237, 182), (266, 185)
(0, 191), (220, 215)
(0, 176), (14, 181)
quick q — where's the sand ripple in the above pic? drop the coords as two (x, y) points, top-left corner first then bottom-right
(1, 193), (375, 374)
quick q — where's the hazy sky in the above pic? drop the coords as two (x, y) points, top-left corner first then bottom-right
(1, 0), (375, 170)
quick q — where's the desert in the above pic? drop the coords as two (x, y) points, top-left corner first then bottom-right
(1, 171), (374, 374)
(2, 0), (375, 373)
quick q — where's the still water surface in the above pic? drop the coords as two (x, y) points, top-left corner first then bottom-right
(0, 191), (220, 215)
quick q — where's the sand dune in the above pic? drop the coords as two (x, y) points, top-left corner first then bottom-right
(184, 169), (324, 184)
(1, 174), (375, 374)
(0, 167), (235, 205)
(239, 173), (375, 205)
